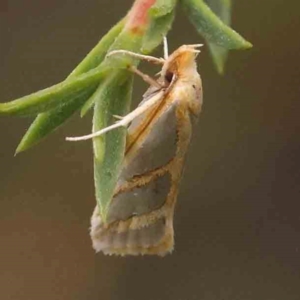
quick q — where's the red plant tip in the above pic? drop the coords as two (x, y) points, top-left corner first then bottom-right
(126, 0), (156, 34)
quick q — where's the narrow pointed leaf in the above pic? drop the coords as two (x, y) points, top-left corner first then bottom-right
(181, 0), (252, 49)
(15, 86), (95, 154)
(93, 71), (133, 221)
(0, 65), (109, 116)
(208, 44), (228, 74)
(206, 0), (232, 73)
(69, 18), (125, 78)
(15, 19), (125, 152)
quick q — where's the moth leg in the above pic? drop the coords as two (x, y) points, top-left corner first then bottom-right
(129, 66), (162, 88)
(107, 50), (165, 65)
(66, 90), (165, 142)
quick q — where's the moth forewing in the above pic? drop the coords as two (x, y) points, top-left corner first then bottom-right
(90, 45), (203, 256)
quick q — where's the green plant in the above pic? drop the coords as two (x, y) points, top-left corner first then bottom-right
(0, 0), (251, 216)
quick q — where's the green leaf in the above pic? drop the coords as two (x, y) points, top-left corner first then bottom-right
(15, 19), (125, 153)
(80, 83), (103, 117)
(205, 0), (232, 73)
(150, 0), (177, 17)
(0, 19), (125, 117)
(0, 65), (109, 116)
(93, 71), (133, 221)
(142, 11), (175, 54)
(208, 43), (228, 74)
(69, 18), (125, 78)
(15, 86), (95, 154)
(181, 0), (252, 49)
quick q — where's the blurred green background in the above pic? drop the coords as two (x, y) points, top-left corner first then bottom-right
(1, 0), (300, 299)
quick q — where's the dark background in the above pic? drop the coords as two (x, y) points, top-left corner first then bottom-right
(1, 0), (300, 299)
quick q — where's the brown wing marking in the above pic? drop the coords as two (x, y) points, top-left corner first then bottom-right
(106, 172), (172, 223)
(119, 91), (178, 185)
(125, 93), (170, 157)
(90, 101), (193, 256)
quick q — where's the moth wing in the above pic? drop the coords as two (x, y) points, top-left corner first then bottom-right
(90, 86), (185, 256)
(90, 44), (203, 256)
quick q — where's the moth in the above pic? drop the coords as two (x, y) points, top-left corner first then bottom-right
(67, 40), (203, 256)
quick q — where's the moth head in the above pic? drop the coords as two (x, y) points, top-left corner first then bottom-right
(161, 44), (203, 84)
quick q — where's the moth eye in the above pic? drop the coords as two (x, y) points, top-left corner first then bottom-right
(165, 71), (174, 84)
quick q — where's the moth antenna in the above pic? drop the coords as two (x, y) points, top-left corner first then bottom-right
(66, 90), (165, 142)
(163, 36), (169, 59)
(107, 50), (165, 65)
